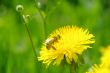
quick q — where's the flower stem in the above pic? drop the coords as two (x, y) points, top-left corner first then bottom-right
(34, 0), (47, 39)
(70, 61), (78, 73)
(16, 4), (37, 58)
(23, 22), (37, 57)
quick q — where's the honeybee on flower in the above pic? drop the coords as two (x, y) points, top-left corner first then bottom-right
(45, 35), (60, 50)
(38, 26), (95, 66)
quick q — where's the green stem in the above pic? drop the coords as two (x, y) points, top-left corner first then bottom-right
(20, 13), (37, 57)
(24, 22), (37, 57)
(34, 0), (63, 39)
(17, 5), (37, 58)
(34, 0), (47, 39)
(70, 61), (77, 73)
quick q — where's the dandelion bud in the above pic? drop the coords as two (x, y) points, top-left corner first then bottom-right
(23, 14), (30, 23)
(16, 5), (24, 12)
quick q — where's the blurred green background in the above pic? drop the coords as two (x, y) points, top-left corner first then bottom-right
(0, 0), (110, 73)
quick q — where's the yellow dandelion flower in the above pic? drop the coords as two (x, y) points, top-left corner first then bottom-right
(86, 46), (110, 73)
(38, 26), (95, 66)
(100, 46), (110, 68)
(86, 64), (110, 73)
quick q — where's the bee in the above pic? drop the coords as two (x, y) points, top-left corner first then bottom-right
(45, 35), (60, 50)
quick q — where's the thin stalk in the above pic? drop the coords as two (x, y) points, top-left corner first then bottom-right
(21, 14), (37, 57)
(34, 0), (45, 20)
(34, 0), (63, 39)
(17, 5), (37, 58)
(23, 22), (37, 57)
(70, 61), (77, 73)
(34, 0), (47, 39)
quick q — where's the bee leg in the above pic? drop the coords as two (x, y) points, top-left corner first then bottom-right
(51, 46), (56, 50)
(46, 45), (50, 50)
